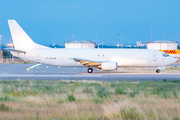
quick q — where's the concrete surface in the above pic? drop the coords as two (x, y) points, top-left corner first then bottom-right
(0, 64), (179, 81)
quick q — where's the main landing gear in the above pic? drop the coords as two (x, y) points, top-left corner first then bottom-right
(156, 69), (160, 73)
(87, 68), (93, 73)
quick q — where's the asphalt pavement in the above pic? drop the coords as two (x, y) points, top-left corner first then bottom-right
(0, 64), (179, 81)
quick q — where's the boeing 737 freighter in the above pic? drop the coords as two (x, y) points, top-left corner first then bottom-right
(6, 20), (177, 73)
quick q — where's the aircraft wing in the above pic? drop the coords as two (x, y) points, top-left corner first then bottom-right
(71, 58), (101, 67)
(4, 48), (26, 53)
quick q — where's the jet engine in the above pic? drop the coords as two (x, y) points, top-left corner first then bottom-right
(100, 62), (118, 70)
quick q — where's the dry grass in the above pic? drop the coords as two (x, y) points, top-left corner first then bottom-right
(0, 80), (180, 120)
(0, 95), (180, 120)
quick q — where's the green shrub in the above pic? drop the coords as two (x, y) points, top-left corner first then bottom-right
(96, 87), (110, 98)
(67, 94), (76, 102)
(173, 117), (180, 120)
(163, 79), (167, 82)
(120, 108), (143, 120)
(58, 99), (65, 103)
(159, 91), (168, 98)
(169, 80), (180, 83)
(0, 104), (9, 112)
(82, 87), (93, 94)
(129, 92), (136, 98)
(88, 117), (96, 120)
(110, 82), (116, 87)
(73, 82), (78, 86)
(92, 98), (103, 104)
(0, 96), (11, 101)
(115, 87), (126, 94)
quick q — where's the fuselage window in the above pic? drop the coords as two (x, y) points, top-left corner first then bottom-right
(162, 53), (170, 57)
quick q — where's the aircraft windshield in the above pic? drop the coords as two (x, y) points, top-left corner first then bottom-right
(162, 53), (170, 57)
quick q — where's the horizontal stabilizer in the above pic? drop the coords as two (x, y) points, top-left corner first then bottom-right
(4, 48), (26, 53)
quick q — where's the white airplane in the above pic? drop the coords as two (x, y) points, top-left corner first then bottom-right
(6, 20), (177, 73)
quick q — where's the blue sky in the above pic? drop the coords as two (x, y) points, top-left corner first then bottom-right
(0, 0), (180, 45)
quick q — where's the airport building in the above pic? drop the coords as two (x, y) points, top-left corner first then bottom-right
(147, 40), (178, 50)
(147, 40), (180, 62)
(65, 41), (95, 48)
(136, 41), (145, 47)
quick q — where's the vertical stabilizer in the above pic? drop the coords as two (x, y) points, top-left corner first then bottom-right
(8, 20), (45, 50)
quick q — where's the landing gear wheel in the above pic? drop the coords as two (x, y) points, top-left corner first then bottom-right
(156, 69), (160, 73)
(87, 68), (93, 73)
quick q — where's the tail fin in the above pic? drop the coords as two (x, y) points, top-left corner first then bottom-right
(8, 20), (46, 50)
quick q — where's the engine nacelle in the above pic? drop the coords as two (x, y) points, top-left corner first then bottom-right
(101, 62), (118, 70)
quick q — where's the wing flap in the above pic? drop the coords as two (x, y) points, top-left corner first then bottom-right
(71, 58), (101, 66)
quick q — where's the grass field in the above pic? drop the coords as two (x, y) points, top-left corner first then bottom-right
(0, 80), (180, 120)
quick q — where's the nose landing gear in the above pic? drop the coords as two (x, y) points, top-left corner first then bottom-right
(87, 68), (93, 73)
(156, 69), (160, 73)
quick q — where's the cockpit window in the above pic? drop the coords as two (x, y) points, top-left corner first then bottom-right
(162, 53), (170, 57)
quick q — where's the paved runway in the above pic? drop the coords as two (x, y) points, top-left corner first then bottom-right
(0, 64), (179, 81)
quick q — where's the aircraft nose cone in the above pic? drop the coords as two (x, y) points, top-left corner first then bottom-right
(172, 57), (177, 63)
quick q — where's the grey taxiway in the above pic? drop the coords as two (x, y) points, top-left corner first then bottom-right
(0, 64), (179, 81)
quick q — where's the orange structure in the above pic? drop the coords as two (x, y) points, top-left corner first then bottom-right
(160, 50), (180, 54)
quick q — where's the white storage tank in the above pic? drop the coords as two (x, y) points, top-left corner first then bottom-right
(147, 41), (178, 50)
(65, 41), (95, 48)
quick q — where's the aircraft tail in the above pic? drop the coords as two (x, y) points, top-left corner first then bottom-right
(8, 20), (46, 50)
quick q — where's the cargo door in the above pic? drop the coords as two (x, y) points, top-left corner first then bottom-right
(153, 52), (157, 61)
